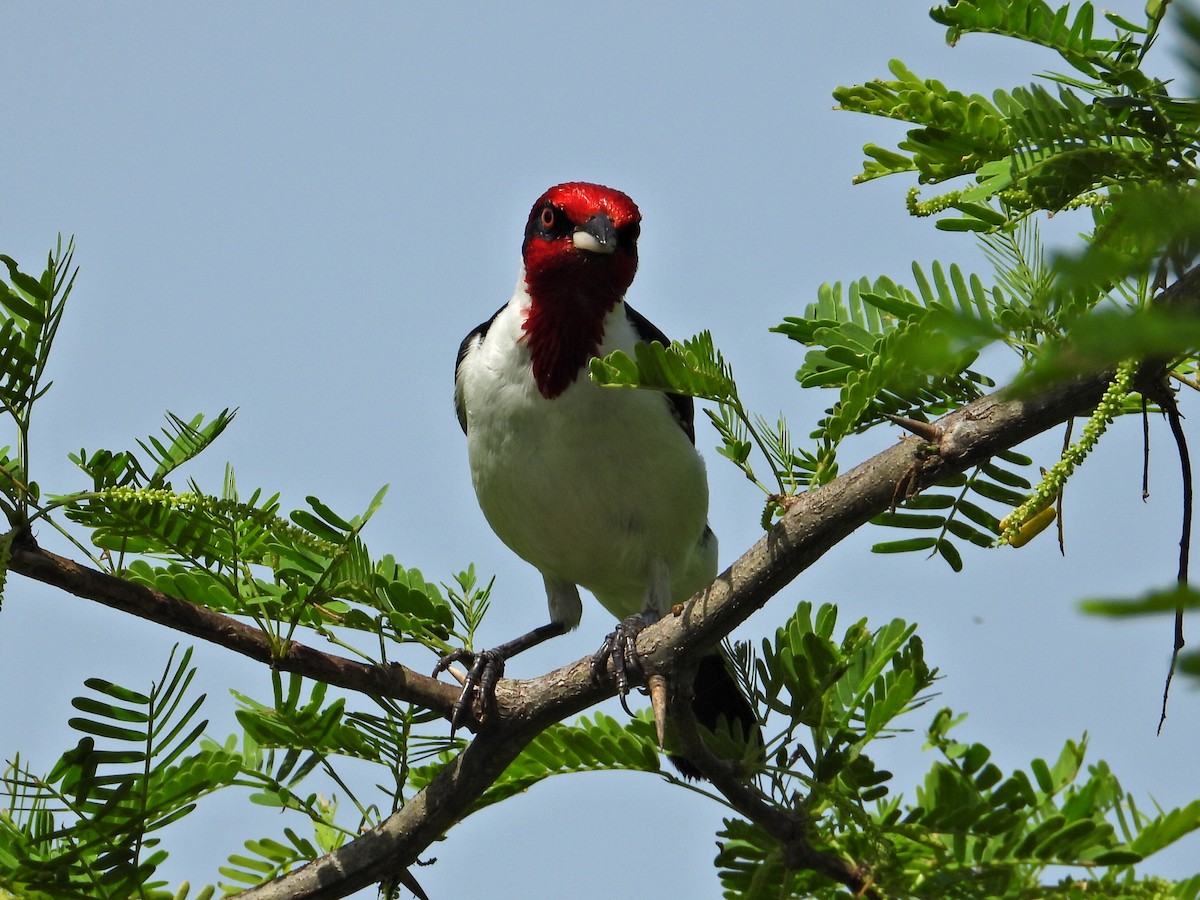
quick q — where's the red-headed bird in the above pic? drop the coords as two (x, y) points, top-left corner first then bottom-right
(444, 182), (757, 776)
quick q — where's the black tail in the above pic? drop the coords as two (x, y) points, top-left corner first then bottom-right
(668, 650), (761, 780)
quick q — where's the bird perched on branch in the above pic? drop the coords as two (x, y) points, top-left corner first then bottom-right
(441, 181), (758, 777)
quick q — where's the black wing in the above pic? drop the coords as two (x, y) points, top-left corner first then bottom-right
(454, 304), (506, 435)
(623, 302), (696, 445)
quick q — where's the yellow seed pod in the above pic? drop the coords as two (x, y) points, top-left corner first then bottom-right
(1000, 504), (1058, 548)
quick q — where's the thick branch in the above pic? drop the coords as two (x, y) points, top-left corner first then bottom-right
(237, 357), (1140, 900)
(7, 539), (460, 716)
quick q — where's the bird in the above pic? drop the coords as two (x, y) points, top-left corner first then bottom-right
(442, 181), (758, 777)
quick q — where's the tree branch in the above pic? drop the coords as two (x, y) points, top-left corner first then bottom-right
(7, 538), (461, 716)
(668, 682), (878, 898)
(235, 354), (1140, 899)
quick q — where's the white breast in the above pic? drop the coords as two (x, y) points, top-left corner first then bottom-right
(457, 285), (716, 626)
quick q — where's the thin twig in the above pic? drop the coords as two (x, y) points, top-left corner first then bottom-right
(667, 679), (878, 898)
(1153, 383), (1192, 735)
(1143, 393), (1152, 501)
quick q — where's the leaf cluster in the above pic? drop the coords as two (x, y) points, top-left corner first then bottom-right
(59, 459), (456, 655)
(592, 1), (1200, 574)
(0, 649), (462, 898)
(752, 602), (935, 803)
(0, 248), (475, 897)
(0, 239), (75, 527)
(719, 706), (1200, 898)
(836, 2), (1192, 224)
(0, 648), (233, 899)
(216, 670), (455, 893)
(709, 602), (1200, 897)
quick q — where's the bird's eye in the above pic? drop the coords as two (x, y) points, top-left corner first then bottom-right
(524, 202), (570, 247)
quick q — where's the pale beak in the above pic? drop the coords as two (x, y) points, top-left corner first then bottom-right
(572, 212), (619, 255)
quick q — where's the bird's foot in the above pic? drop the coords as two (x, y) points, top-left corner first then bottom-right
(432, 647), (506, 734)
(591, 613), (652, 715)
(433, 622), (569, 733)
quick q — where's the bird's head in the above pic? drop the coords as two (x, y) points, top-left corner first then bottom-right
(522, 182), (641, 306)
(518, 182), (642, 398)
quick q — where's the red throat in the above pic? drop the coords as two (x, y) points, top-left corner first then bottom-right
(520, 283), (618, 399)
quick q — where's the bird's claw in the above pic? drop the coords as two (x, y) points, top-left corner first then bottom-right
(591, 614), (649, 713)
(433, 647), (506, 733)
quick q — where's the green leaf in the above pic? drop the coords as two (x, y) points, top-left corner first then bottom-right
(872, 536), (939, 553)
(0, 281), (44, 324)
(937, 216), (1000, 233)
(81, 678), (152, 706)
(70, 697), (151, 724)
(872, 512), (946, 530)
(970, 479), (1027, 506)
(1082, 583), (1200, 617)
(936, 538), (963, 571)
(931, 0), (1107, 77)
(67, 717), (146, 742)
(136, 410), (237, 486)
(0, 254), (50, 303)
(1089, 849), (1144, 865)
(590, 332), (736, 402)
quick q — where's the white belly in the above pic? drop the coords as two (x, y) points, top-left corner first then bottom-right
(461, 303), (715, 623)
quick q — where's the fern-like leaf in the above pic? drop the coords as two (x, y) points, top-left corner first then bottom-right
(0, 647), (237, 899)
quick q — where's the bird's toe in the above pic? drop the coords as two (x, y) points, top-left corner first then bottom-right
(434, 647), (506, 733)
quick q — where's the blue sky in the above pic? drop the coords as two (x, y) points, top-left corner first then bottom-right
(2, 3), (1198, 898)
